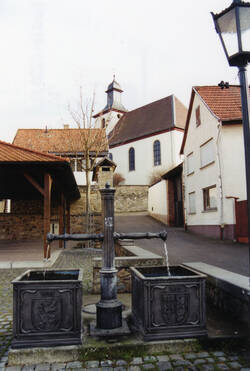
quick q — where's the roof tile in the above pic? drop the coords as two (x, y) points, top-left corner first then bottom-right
(195, 85), (249, 122)
(109, 95), (187, 146)
(0, 140), (68, 163)
(13, 128), (108, 154)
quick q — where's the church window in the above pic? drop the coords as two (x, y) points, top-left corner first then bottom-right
(102, 118), (105, 128)
(129, 147), (135, 171)
(153, 140), (161, 166)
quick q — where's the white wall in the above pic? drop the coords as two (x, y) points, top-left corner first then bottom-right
(183, 93), (220, 226)
(110, 129), (183, 185)
(220, 124), (246, 225)
(74, 171), (95, 186)
(183, 92), (246, 228)
(94, 110), (124, 135)
(148, 179), (168, 217)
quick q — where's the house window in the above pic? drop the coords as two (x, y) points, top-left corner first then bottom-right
(70, 158), (77, 172)
(203, 185), (217, 211)
(0, 199), (11, 214)
(200, 139), (215, 168)
(129, 147), (135, 171)
(188, 192), (196, 214)
(187, 152), (194, 175)
(108, 152), (113, 161)
(196, 106), (201, 127)
(102, 118), (105, 128)
(153, 140), (161, 166)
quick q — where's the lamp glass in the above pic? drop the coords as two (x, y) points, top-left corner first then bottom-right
(239, 7), (250, 51)
(217, 8), (239, 57)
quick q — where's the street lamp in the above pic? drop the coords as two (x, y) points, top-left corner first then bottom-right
(211, 1), (250, 278)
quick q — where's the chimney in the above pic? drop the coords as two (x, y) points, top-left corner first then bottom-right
(63, 124), (70, 129)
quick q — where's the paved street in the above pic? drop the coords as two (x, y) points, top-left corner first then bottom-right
(115, 215), (249, 276)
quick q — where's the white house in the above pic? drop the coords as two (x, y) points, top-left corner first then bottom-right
(180, 85), (249, 241)
(95, 78), (187, 186)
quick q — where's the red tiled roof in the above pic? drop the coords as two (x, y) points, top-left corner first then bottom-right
(180, 85), (250, 154)
(0, 140), (68, 163)
(195, 85), (249, 122)
(109, 95), (187, 147)
(13, 128), (108, 154)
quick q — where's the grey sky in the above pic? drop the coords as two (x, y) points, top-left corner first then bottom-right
(0, 0), (249, 143)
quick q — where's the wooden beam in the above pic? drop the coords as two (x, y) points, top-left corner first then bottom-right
(24, 173), (44, 196)
(58, 192), (64, 249)
(43, 173), (52, 259)
(66, 201), (71, 234)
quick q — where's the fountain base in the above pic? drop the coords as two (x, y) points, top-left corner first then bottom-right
(89, 318), (131, 337)
(131, 265), (207, 341)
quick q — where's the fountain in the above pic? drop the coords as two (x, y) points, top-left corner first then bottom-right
(11, 183), (206, 349)
(47, 183), (207, 341)
(47, 184), (168, 337)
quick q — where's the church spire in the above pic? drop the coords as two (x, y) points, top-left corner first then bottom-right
(103, 76), (127, 112)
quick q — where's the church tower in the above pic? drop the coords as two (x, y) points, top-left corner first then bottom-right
(93, 77), (127, 135)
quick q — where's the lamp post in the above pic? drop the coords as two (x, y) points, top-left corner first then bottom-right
(211, 0), (250, 279)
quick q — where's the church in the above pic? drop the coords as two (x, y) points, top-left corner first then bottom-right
(94, 77), (187, 186)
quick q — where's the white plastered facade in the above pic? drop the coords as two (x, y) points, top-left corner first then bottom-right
(183, 92), (246, 233)
(110, 129), (184, 185)
(94, 110), (124, 136)
(148, 179), (168, 224)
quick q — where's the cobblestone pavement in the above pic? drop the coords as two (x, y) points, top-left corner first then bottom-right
(1, 248), (250, 370)
(2, 350), (250, 370)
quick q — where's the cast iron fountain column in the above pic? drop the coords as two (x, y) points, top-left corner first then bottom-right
(47, 183), (167, 335)
(96, 184), (122, 329)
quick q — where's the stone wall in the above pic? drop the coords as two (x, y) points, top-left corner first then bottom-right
(114, 185), (148, 213)
(92, 242), (163, 294)
(0, 184), (148, 240)
(0, 214), (43, 240)
(10, 185), (148, 216)
(206, 280), (249, 324)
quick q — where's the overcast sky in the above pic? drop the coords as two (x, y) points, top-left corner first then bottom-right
(0, 0), (249, 143)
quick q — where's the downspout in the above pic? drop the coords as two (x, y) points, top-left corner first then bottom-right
(182, 159), (187, 231)
(171, 95), (175, 166)
(216, 120), (224, 239)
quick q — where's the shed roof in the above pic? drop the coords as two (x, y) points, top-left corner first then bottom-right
(0, 140), (66, 162)
(13, 128), (108, 154)
(109, 95), (187, 147)
(0, 141), (80, 200)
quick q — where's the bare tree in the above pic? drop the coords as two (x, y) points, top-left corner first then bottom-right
(68, 87), (108, 233)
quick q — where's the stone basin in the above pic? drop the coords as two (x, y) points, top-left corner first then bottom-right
(131, 265), (207, 341)
(12, 269), (83, 349)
